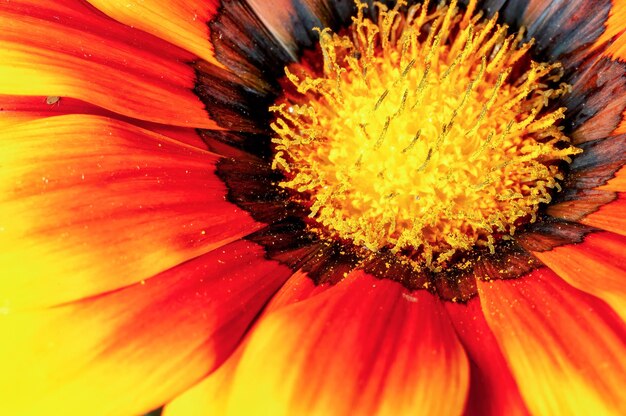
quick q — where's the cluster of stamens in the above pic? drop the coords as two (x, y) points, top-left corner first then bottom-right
(270, 0), (580, 269)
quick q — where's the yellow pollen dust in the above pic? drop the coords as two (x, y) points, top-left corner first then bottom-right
(270, 0), (581, 268)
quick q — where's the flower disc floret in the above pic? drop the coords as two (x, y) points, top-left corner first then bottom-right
(271, 0), (581, 268)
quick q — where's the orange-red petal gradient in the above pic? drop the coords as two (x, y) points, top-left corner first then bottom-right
(0, 1), (218, 128)
(579, 193), (626, 236)
(598, 166), (626, 191)
(446, 299), (530, 416)
(0, 95), (211, 149)
(86, 0), (222, 67)
(166, 270), (470, 416)
(163, 272), (319, 416)
(0, 95), (130, 127)
(0, 114), (263, 309)
(591, 0), (626, 59)
(478, 268), (626, 415)
(0, 239), (293, 416)
(597, 2), (626, 134)
(530, 231), (626, 321)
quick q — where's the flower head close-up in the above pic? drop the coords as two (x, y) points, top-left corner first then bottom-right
(1, 0), (625, 415)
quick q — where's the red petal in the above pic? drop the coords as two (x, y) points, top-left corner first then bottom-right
(86, 0), (222, 67)
(446, 298), (530, 416)
(530, 231), (626, 321)
(0, 95), (112, 126)
(0, 240), (292, 416)
(0, 115), (262, 308)
(477, 268), (626, 414)
(0, 1), (218, 128)
(166, 271), (469, 416)
(0, 95), (211, 149)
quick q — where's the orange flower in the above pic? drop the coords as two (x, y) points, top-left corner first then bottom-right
(1, 1), (625, 415)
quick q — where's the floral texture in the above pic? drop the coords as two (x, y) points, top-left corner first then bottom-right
(1, 1), (625, 415)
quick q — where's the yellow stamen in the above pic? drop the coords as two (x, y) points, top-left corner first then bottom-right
(270, 0), (580, 269)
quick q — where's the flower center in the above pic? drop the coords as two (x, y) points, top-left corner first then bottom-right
(270, 0), (580, 269)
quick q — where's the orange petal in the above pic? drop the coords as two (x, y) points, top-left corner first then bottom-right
(86, 0), (222, 67)
(616, 114), (626, 135)
(163, 271), (318, 416)
(590, 1), (626, 59)
(0, 112), (38, 128)
(261, 269), (330, 310)
(598, 166), (626, 191)
(164, 347), (244, 416)
(0, 115), (263, 309)
(580, 192), (626, 236)
(166, 270), (470, 416)
(0, 95), (212, 149)
(477, 268), (626, 415)
(446, 298), (530, 416)
(0, 239), (293, 416)
(0, 95), (101, 128)
(530, 231), (626, 321)
(0, 1), (218, 128)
